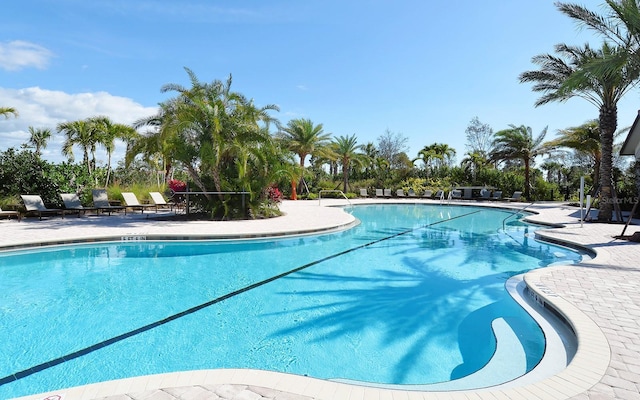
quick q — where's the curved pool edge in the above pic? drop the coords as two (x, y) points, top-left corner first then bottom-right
(5, 200), (615, 400)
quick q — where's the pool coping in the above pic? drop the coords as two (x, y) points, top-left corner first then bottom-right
(5, 199), (619, 400)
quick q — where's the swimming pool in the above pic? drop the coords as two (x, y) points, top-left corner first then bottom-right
(0, 204), (582, 398)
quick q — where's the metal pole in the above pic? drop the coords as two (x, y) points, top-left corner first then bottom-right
(580, 176), (584, 227)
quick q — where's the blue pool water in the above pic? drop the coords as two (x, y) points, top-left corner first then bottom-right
(0, 204), (582, 398)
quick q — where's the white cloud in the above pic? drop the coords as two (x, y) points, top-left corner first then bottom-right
(0, 87), (158, 164)
(0, 40), (54, 71)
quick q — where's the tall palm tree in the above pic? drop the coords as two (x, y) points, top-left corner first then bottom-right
(90, 116), (137, 187)
(490, 125), (548, 199)
(278, 118), (332, 168)
(0, 107), (18, 119)
(543, 120), (602, 187)
(27, 127), (52, 157)
(58, 119), (97, 175)
(333, 134), (365, 193)
(520, 41), (637, 221)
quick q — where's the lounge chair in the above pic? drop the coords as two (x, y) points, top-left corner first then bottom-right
(423, 190), (433, 199)
(359, 188), (369, 198)
(121, 192), (157, 213)
(491, 191), (502, 201)
(149, 191), (173, 211)
(450, 189), (462, 200)
(20, 194), (67, 220)
(0, 207), (21, 221)
(505, 191), (523, 202)
(61, 193), (98, 216)
(92, 189), (126, 215)
(408, 188), (417, 197)
(434, 190), (444, 200)
(396, 189), (406, 198)
(479, 189), (491, 200)
(383, 188), (392, 198)
(375, 188), (384, 198)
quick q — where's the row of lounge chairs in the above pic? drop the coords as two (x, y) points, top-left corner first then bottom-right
(359, 188), (522, 201)
(15, 190), (173, 220)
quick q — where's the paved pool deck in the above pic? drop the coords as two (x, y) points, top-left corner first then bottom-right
(2, 199), (639, 400)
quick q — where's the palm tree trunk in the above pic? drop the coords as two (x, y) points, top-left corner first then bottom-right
(597, 105), (616, 222)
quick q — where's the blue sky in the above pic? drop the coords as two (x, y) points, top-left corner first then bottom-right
(1, 0), (638, 166)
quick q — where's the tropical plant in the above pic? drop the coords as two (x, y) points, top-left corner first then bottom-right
(27, 127), (52, 157)
(89, 116), (137, 187)
(0, 107), (18, 119)
(58, 119), (98, 176)
(521, 3), (640, 220)
(490, 125), (548, 199)
(278, 118), (332, 168)
(543, 120), (602, 187)
(333, 134), (365, 193)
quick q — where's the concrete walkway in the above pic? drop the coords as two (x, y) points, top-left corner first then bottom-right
(2, 199), (639, 399)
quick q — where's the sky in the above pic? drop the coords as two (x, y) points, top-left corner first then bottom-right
(1, 0), (639, 167)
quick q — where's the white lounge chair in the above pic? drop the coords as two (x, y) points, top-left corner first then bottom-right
(149, 191), (173, 210)
(383, 188), (392, 198)
(92, 189), (126, 215)
(423, 189), (433, 198)
(396, 189), (406, 198)
(121, 192), (157, 213)
(375, 188), (384, 198)
(20, 194), (67, 220)
(359, 188), (369, 198)
(408, 188), (417, 197)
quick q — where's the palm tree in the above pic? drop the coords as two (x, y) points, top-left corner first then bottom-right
(460, 150), (490, 182)
(543, 120), (602, 187)
(0, 107), (18, 119)
(333, 134), (365, 193)
(278, 118), (332, 168)
(520, 40), (637, 221)
(490, 125), (548, 199)
(27, 127), (52, 157)
(58, 119), (98, 175)
(160, 69), (279, 203)
(90, 116), (137, 187)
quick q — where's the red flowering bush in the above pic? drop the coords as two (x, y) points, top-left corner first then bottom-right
(168, 179), (187, 193)
(266, 186), (282, 203)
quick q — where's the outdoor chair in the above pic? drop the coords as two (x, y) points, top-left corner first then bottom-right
(505, 191), (523, 202)
(149, 192), (174, 211)
(396, 189), (406, 198)
(450, 189), (462, 200)
(375, 188), (384, 198)
(0, 207), (21, 221)
(491, 191), (502, 201)
(479, 189), (491, 200)
(20, 194), (67, 220)
(92, 189), (126, 215)
(408, 188), (417, 197)
(61, 193), (98, 216)
(422, 189), (433, 198)
(383, 188), (392, 198)
(434, 190), (445, 200)
(359, 188), (369, 198)
(121, 192), (157, 213)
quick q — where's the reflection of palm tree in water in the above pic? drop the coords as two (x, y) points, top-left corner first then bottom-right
(269, 261), (517, 384)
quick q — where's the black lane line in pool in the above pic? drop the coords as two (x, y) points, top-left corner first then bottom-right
(0, 209), (482, 387)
